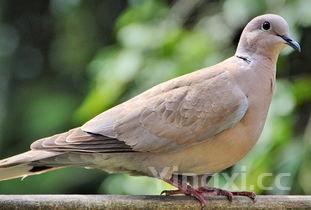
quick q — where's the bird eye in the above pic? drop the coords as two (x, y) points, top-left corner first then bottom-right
(262, 21), (271, 31)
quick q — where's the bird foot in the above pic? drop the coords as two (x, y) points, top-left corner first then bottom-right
(161, 187), (209, 206)
(198, 187), (256, 202)
(161, 187), (256, 206)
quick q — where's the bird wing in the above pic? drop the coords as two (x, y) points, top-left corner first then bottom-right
(30, 128), (134, 153)
(31, 66), (248, 153)
(78, 67), (248, 153)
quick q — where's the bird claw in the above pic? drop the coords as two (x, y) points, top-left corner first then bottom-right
(162, 187), (256, 206)
(231, 191), (257, 202)
(198, 187), (257, 202)
(161, 189), (207, 206)
(160, 189), (183, 196)
(160, 190), (168, 195)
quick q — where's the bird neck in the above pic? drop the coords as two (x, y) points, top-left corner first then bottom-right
(235, 47), (280, 65)
(235, 34), (282, 65)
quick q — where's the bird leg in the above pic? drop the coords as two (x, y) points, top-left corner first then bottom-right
(161, 175), (256, 206)
(161, 175), (208, 206)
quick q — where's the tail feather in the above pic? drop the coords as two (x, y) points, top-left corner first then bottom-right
(0, 150), (60, 181)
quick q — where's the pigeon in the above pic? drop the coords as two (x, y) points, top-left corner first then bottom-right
(0, 14), (300, 205)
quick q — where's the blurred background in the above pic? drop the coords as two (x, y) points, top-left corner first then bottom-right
(0, 0), (310, 196)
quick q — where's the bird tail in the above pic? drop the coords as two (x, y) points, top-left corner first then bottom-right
(0, 150), (61, 181)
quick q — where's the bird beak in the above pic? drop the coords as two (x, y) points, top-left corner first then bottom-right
(278, 34), (301, 52)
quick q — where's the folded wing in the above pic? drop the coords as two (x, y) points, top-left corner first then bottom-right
(79, 69), (248, 153)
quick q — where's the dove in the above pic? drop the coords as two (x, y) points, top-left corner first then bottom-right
(0, 14), (300, 205)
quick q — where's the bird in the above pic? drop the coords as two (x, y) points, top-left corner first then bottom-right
(0, 14), (300, 206)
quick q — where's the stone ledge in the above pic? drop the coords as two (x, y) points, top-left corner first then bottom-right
(0, 195), (310, 210)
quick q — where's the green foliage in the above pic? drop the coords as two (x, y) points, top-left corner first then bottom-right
(0, 0), (310, 196)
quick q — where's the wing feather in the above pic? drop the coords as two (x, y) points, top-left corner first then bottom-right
(82, 69), (248, 152)
(31, 68), (248, 154)
(30, 128), (134, 153)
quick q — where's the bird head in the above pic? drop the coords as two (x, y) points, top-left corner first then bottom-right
(236, 14), (300, 62)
